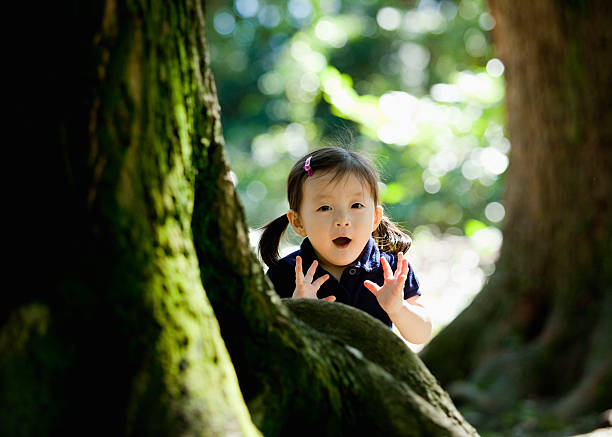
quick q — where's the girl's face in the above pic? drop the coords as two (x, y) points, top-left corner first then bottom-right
(287, 171), (383, 277)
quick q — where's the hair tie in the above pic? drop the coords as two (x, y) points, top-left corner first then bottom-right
(303, 156), (313, 176)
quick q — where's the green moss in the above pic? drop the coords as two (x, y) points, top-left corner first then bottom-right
(113, 2), (260, 434)
(0, 303), (50, 358)
(0, 304), (72, 437)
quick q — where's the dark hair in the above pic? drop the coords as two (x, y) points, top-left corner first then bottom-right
(258, 147), (411, 267)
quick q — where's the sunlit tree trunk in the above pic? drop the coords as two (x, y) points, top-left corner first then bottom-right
(421, 0), (612, 432)
(1, 1), (477, 436)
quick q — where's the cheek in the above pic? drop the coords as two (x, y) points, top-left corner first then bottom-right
(366, 213), (380, 231)
(300, 213), (320, 231)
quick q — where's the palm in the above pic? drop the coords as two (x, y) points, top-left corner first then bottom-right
(293, 256), (335, 302)
(364, 252), (409, 316)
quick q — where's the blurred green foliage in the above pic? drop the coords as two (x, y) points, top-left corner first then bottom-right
(206, 0), (507, 239)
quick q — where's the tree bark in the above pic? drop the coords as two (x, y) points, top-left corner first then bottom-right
(421, 0), (612, 432)
(2, 1), (477, 436)
(2, 1), (258, 436)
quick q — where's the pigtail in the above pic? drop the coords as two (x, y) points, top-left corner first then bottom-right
(373, 214), (412, 254)
(258, 214), (290, 267)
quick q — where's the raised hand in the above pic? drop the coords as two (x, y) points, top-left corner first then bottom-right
(363, 251), (409, 316)
(293, 256), (335, 301)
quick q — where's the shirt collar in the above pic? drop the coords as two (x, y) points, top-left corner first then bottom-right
(299, 236), (380, 273)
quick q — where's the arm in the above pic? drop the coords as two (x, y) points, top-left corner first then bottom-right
(364, 253), (432, 344)
(387, 295), (432, 344)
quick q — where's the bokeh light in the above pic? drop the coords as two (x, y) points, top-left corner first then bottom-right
(315, 17), (348, 48)
(377, 7), (402, 31)
(258, 5), (281, 28)
(479, 12), (496, 30)
(235, 0), (259, 18)
(214, 11), (236, 35)
(486, 58), (505, 77)
(459, 0), (480, 20)
(288, 0), (313, 21)
(485, 201), (505, 222)
(464, 28), (487, 57)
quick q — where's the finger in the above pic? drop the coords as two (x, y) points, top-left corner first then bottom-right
(312, 274), (330, 290)
(322, 295), (336, 302)
(394, 252), (403, 279)
(401, 256), (409, 278)
(381, 256), (393, 279)
(294, 256), (304, 292)
(363, 280), (381, 295)
(295, 256), (304, 279)
(305, 260), (318, 283)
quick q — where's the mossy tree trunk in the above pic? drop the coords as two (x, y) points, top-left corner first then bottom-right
(421, 0), (612, 432)
(2, 1), (258, 436)
(2, 1), (477, 436)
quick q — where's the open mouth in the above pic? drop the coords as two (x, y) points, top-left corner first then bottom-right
(332, 237), (352, 248)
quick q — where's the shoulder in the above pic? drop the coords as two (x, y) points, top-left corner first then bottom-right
(380, 251), (398, 268)
(267, 249), (299, 272)
(380, 250), (416, 272)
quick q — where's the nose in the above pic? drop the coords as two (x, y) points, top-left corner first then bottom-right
(334, 212), (350, 227)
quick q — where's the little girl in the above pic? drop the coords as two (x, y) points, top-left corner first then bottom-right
(259, 147), (432, 344)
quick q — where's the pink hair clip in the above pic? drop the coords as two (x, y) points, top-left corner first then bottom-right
(303, 156), (313, 176)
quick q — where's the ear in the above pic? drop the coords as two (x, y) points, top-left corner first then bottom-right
(287, 210), (307, 237)
(372, 205), (384, 232)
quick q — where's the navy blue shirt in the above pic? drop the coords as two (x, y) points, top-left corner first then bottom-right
(266, 237), (420, 327)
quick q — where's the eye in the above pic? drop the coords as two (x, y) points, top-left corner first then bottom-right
(351, 203), (364, 209)
(317, 205), (331, 212)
